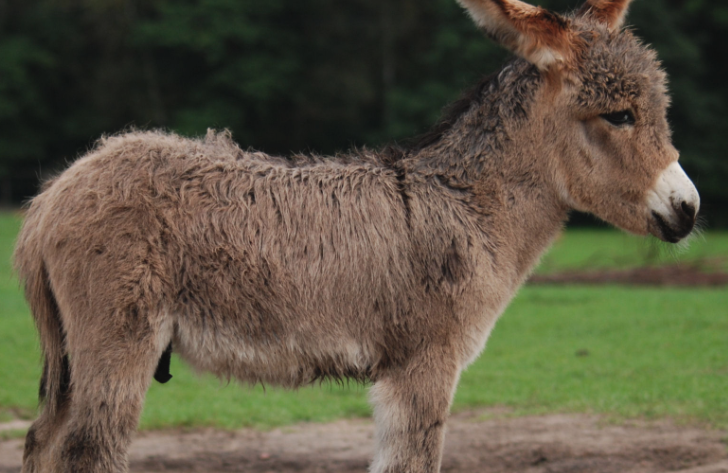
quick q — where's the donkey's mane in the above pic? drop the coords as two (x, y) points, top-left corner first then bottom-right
(289, 68), (498, 169)
(382, 71), (526, 175)
(404, 72), (499, 155)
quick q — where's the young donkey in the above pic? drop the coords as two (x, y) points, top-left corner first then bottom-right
(14, 0), (700, 471)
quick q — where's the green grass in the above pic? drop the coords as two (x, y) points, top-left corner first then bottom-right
(0, 213), (41, 423)
(457, 286), (728, 425)
(538, 228), (728, 274)
(1, 213), (727, 430)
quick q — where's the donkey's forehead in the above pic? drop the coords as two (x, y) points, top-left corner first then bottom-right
(566, 20), (668, 109)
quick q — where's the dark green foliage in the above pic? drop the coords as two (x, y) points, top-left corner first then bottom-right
(0, 0), (726, 224)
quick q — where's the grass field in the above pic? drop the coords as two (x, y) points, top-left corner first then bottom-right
(538, 228), (728, 273)
(1, 212), (727, 430)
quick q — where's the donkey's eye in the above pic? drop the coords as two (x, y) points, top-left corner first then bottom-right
(600, 110), (636, 127)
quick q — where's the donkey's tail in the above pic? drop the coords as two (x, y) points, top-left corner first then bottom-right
(14, 219), (70, 416)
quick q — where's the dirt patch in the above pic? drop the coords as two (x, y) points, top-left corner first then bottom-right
(0, 421), (30, 434)
(2, 412), (727, 472)
(529, 264), (728, 287)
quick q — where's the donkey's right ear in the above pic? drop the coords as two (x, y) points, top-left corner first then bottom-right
(456, 0), (573, 71)
(577, 0), (634, 31)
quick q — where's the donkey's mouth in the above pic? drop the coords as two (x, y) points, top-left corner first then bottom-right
(650, 210), (695, 243)
(645, 161), (699, 243)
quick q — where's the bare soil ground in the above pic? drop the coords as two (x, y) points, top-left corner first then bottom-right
(2, 411), (727, 473)
(529, 263), (728, 287)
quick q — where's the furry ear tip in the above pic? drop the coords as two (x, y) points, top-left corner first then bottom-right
(456, 0), (574, 70)
(578, 0), (634, 31)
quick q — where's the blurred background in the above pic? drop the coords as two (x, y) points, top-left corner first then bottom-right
(1, 0), (727, 225)
(1, 0), (728, 450)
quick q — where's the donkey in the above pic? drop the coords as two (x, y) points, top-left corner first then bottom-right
(14, 0), (699, 471)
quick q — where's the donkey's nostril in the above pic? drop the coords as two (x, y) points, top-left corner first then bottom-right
(680, 201), (696, 220)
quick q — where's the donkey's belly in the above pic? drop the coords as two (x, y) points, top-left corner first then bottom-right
(171, 313), (376, 387)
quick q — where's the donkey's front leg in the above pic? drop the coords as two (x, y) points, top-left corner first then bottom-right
(369, 348), (461, 473)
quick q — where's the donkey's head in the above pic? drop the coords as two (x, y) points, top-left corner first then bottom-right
(458, 0), (699, 242)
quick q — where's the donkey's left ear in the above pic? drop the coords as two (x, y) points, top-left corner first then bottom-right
(577, 0), (634, 31)
(456, 0), (573, 71)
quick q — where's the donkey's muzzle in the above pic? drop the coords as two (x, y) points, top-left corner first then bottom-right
(651, 208), (695, 243)
(646, 162), (700, 243)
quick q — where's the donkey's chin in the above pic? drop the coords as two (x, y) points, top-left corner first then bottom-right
(649, 211), (695, 243)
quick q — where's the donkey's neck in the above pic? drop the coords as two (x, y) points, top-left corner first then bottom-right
(405, 62), (569, 281)
(407, 61), (542, 184)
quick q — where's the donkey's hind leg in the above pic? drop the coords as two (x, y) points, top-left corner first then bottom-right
(369, 348), (461, 473)
(49, 309), (171, 473)
(21, 359), (72, 473)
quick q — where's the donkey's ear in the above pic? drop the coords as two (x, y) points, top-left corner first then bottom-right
(456, 0), (573, 70)
(577, 0), (634, 31)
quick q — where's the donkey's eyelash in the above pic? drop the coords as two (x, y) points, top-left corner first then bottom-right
(600, 110), (636, 126)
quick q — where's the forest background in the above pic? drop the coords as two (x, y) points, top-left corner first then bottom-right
(1, 0), (727, 225)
